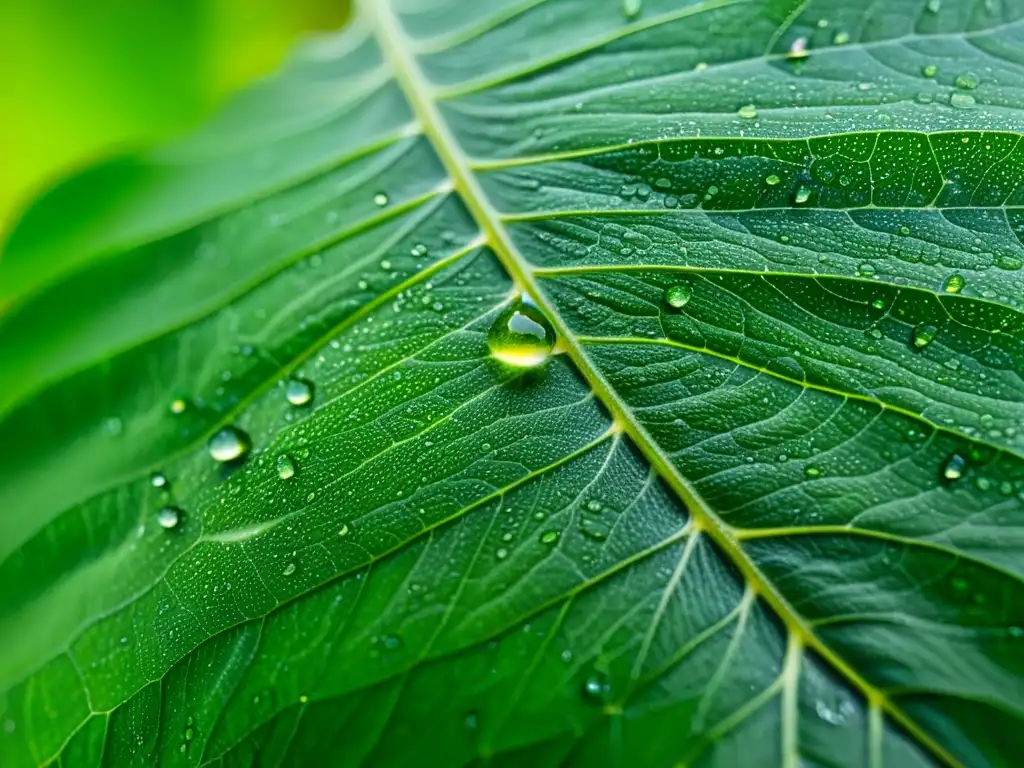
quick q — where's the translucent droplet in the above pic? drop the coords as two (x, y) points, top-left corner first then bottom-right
(496, 547), (509, 560)
(540, 530), (560, 545)
(487, 296), (556, 368)
(277, 455), (296, 480)
(737, 104), (758, 119)
(151, 473), (168, 489)
(942, 274), (965, 294)
(922, 64), (938, 78)
(833, 31), (850, 44)
(954, 72), (979, 89)
(912, 324), (938, 349)
(157, 506), (182, 529)
(169, 399), (187, 414)
(794, 186), (812, 204)
(283, 562), (296, 576)
(622, 0), (641, 19)
(373, 192), (388, 207)
(871, 298), (886, 310)
(787, 36), (809, 61)
(582, 672), (609, 701)
(926, 0), (941, 11)
(382, 634), (402, 650)
(949, 93), (976, 109)
(285, 378), (313, 407)
(805, 466), (821, 478)
(338, 524), (350, 537)
(586, 500), (603, 513)
(207, 426), (251, 463)
(664, 283), (692, 308)
(765, 174), (781, 186)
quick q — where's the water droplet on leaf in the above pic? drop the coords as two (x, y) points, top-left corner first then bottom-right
(285, 378), (314, 407)
(664, 283), (692, 308)
(943, 454), (966, 481)
(912, 324), (938, 349)
(277, 455), (296, 480)
(157, 506), (182, 529)
(737, 104), (758, 119)
(487, 296), (556, 368)
(208, 427), (251, 462)
(942, 274), (965, 293)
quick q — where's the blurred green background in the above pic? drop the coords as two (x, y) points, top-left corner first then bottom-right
(0, 0), (348, 244)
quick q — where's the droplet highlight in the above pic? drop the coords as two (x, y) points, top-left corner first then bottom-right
(912, 324), (938, 349)
(277, 455), (296, 480)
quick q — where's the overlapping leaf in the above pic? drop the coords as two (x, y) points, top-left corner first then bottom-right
(2, 0), (1023, 765)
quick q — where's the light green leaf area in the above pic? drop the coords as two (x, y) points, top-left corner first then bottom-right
(2, 0), (1024, 765)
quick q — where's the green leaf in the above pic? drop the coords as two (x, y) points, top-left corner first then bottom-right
(2, 0), (1024, 765)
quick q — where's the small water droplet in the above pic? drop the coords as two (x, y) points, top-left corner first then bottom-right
(765, 174), (781, 186)
(496, 547), (509, 560)
(805, 466), (821, 478)
(382, 634), (402, 650)
(833, 31), (850, 44)
(586, 500), (603, 513)
(664, 283), (692, 308)
(170, 399), (187, 414)
(487, 296), (557, 368)
(954, 72), (979, 89)
(208, 427), (251, 462)
(871, 298), (886, 310)
(949, 92), (976, 109)
(151, 473), (168, 488)
(540, 530), (560, 545)
(912, 324), (938, 349)
(794, 186), (812, 204)
(157, 506), (182, 529)
(943, 453), (966, 481)
(582, 672), (609, 701)
(951, 576), (968, 592)
(737, 103), (758, 119)
(787, 36), (809, 61)
(285, 378), (314, 407)
(373, 192), (389, 207)
(622, 0), (641, 19)
(942, 274), (965, 294)
(922, 63), (938, 78)
(926, 0), (941, 11)
(283, 562), (297, 576)
(339, 524), (350, 537)
(277, 455), (296, 480)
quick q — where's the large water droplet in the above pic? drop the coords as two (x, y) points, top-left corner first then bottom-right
(765, 174), (781, 186)
(622, 0), (641, 19)
(208, 427), (251, 463)
(912, 324), (938, 349)
(942, 274), (965, 294)
(373, 192), (389, 207)
(285, 378), (314, 407)
(949, 92), (976, 109)
(737, 104), (758, 119)
(786, 36), (809, 61)
(922, 63), (938, 77)
(151, 473), (169, 489)
(943, 454), (966, 481)
(664, 283), (692, 308)
(283, 562), (297, 576)
(277, 455), (296, 480)
(487, 296), (556, 368)
(540, 530), (560, 545)
(157, 506), (182, 529)
(954, 72), (979, 89)
(794, 186), (812, 204)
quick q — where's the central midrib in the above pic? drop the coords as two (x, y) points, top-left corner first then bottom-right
(363, 3), (958, 766)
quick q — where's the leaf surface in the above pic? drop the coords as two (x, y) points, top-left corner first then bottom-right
(2, 1), (1024, 766)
